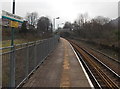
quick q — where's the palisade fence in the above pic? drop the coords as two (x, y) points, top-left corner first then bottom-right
(1, 35), (60, 88)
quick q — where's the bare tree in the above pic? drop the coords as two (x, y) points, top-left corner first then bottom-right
(25, 12), (38, 27)
(93, 16), (110, 25)
(77, 13), (88, 27)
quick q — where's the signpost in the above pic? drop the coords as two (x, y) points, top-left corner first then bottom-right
(10, 1), (15, 87)
(2, 1), (23, 87)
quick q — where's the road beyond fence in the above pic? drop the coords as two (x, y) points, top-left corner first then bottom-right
(1, 35), (60, 88)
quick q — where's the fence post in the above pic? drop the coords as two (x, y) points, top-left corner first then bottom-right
(40, 41), (43, 60)
(47, 39), (50, 54)
(9, 46), (15, 87)
(34, 42), (37, 67)
(25, 43), (29, 78)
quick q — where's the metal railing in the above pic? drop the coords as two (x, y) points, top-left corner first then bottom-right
(1, 35), (60, 88)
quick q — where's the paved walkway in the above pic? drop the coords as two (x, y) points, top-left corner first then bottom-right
(23, 38), (93, 88)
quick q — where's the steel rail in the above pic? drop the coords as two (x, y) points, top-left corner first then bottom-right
(70, 39), (120, 63)
(75, 50), (102, 89)
(82, 47), (120, 78)
(70, 40), (120, 78)
(90, 48), (120, 63)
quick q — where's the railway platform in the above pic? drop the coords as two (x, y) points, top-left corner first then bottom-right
(22, 38), (93, 88)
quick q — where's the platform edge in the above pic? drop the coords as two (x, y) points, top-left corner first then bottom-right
(69, 42), (94, 88)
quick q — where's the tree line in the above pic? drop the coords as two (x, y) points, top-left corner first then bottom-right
(19, 12), (53, 38)
(62, 13), (119, 40)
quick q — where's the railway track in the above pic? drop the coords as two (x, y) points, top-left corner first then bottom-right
(90, 48), (120, 63)
(71, 40), (120, 75)
(68, 40), (120, 89)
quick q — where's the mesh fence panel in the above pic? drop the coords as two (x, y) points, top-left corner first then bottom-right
(2, 52), (10, 87)
(36, 42), (42, 64)
(2, 35), (60, 87)
(15, 47), (26, 86)
(28, 45), (35, 74)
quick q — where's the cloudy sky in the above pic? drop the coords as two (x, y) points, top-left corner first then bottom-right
(1, 0), (119, 28)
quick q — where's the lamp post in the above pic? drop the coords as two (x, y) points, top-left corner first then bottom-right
(53, 17), (60, 31)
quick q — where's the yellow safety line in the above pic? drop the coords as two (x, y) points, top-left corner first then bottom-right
(60, 39), (70, 88)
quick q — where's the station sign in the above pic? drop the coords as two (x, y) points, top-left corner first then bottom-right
(2, 10), (23, 28)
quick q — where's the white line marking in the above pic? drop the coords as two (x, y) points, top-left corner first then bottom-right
(69, 42), (94, 88)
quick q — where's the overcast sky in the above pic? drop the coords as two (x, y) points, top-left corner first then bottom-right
(1, 0), (119, 28)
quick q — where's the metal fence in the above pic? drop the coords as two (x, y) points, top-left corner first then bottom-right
(1, 35), (60, 88)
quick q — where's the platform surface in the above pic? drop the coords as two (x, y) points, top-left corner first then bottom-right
(23, 38), (92, 88)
